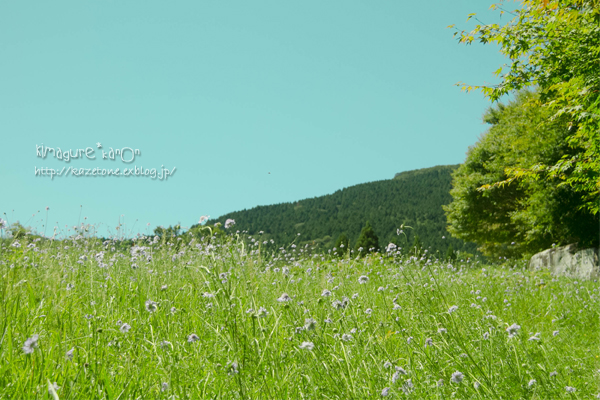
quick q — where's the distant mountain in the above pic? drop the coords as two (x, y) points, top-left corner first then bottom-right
(202, 165), (479, 257)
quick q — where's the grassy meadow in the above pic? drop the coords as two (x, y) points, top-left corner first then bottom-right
(0, 231), (598, 399)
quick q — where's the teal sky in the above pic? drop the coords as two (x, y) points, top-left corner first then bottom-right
(1, 1), (509, 238)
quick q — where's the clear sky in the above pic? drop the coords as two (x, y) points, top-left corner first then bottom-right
(1, 1), (510, 238)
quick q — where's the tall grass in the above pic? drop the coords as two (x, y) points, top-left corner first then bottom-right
(0, 231), (598, 399)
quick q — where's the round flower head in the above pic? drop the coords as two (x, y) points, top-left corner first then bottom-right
(358, 275), (369, 284)
(224, 219), (235, 229)
(65, 347), (74, 360)
(451, 371), (464, 383)
(277, 293), (291, 302)
(145, 300), (158, 313)
(304, 318), (317, 331)
(506, 323), (521, 338)
(187, 334), (200, 343)
(299, 341), (314, 350)
(22, 334), (39, 354)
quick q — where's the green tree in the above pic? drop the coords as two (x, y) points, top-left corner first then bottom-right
(444, 90), (598, 258)
(453, 0), (599, 214)
(354, 221), (379, 257)
(333, 233), (349, 257)
(154, 224), (181, 240)
(445, 244), (455, 261)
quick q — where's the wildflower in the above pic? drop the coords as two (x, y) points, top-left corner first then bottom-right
(145, 300), (158, 313)
(277, 293), (291, 302)
(402, 379), (414, 394)
(506, 323), (521, 338)
(448, 305), (458, 313)
(161, 382), (169, 392)
(161, 285), (168, 291)
(395, 366), (407, 375)
(199, 215), (209, 224)
(224, 219), (235, 229)
(257, 307), (269, 317)
(324, 318), (332, 323)
(227, 361), (239, 375)
(483, 332), (489, 340)
(321, 289), (331, 297)
(341, 333), (353, 341)
(0, 218), (7, 229)
(202, 292), (214, 298)
(160, 340), (172, 349)
(474, 381), (481, 389)
(565, 386), (576, 393)
(451, 371), (464, 383)
(332, 300), (345, 310)
(528, 379), (536, 388)
(378, 286), (385, 292)
(425, 338), (433, 347)
(65, 347), (74, 360)
(352, 293), (359, 299)
(550, 371), (558, 377)
(365, 308), (372, 315)
(553, 330), (559, 336)
(22, 334), (39, 354)
(358, 275), (369, 284)
(120, 323), (131, 333)
(304, 318), (316, 331)
(381, 387), (390, 397)
(438, 327), (447, 334)
(299, 341), (314, 350)
(393, 304), (401, 310)
(48, 382), (60, 396)
(383, 361), (393, 369)
(528, 333), (541, 341)
(187, 334), (200, 343)
(437, 379), (444, 387)
(407, 336), (413, 344)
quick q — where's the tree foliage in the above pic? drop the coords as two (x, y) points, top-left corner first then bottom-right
(453, 0), (600, 214)
(444, 90), (599, 258)
(202, 165), (479, 257)
(354, 221), (379, 257)
(333, 233), (349, 257)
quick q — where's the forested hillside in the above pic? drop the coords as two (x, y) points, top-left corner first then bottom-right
(198, 165), (479, 257)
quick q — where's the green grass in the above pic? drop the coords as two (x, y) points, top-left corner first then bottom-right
(0, 233), (598, 399)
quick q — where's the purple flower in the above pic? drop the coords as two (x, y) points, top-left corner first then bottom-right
(224, 219), (235, 229)
(23, 334), (39, 354)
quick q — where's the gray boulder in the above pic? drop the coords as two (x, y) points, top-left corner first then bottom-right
(529, 244), (599, 280)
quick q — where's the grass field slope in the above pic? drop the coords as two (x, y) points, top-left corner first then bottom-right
(1, 232), (598, 399)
